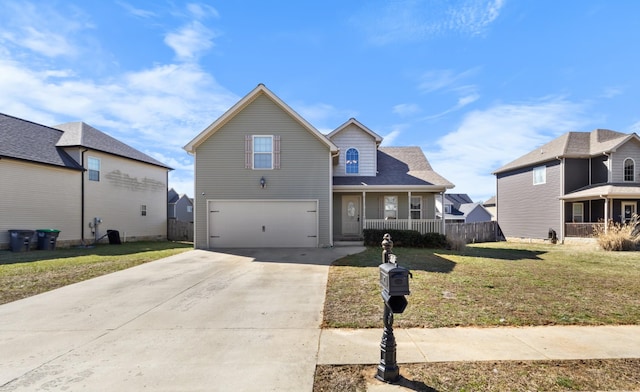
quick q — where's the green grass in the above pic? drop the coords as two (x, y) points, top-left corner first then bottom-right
(323, 242), (640, 328)
(0, 241), (193, 304)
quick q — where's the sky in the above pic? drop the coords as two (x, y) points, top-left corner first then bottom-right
(2, 0), (640, 203)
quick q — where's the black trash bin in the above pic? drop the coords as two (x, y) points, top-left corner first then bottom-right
(107, 230), (121, 245)
(9, 230), (35, 252)
(36, 229), (60, 250)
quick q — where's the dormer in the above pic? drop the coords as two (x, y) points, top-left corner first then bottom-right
(327, 118), (383, 177)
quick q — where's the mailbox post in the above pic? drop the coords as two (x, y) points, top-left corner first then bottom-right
(376, 234), (411, 383)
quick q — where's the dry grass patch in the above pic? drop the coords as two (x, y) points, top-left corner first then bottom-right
(323, 242), (640, 328)
(0, 241), (193, 304)
(314, 358), (640, 391)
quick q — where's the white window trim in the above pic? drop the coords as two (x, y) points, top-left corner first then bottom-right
(572, 203), (584, 223)
(533, 165), (546, 185)
(623, 157), (635, 182)
(410, 196), (422, 219)
(252, 135), (273, 170)
(88, 156), (101, 182)
(345, 147), (359, 175)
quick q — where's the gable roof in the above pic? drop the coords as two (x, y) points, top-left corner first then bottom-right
(0, 113), (83, 170)
(333, 146), (454, 189)
(327, 118), (383, 145)
(55, 122), (171, 169)
(184, 84), (338, 154)
(493, 129), (639, 174)
(444, 193), (473, 207)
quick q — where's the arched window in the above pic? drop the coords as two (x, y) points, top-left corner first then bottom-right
(624, 158), (635, 182)
(346, 148), (359, 174)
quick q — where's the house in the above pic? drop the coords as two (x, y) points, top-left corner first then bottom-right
(483, 196), (497, 221)
(493, 128), (640, 242)
(0, 113), (172, 249)
(168, 188), (194, 222)
(183, 84), (454, 248)
(435, 193), (493, 223)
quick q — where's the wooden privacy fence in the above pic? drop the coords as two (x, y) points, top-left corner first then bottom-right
(445, 221), (502, 243)
(168, 219), (193, 242)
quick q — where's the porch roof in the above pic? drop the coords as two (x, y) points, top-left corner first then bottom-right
(560, 183), (640, 201)
(333, 147), (454, 190)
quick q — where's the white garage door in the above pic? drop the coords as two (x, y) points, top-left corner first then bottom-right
(208, 200), (318, 248)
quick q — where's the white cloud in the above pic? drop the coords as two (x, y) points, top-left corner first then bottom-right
(393, 103), (421, 117)
(381, 129), (402, 146)
(424, 97), (590, 202)
(117, 1), (157, 19)
(165, 21), (217, 61)
(353, 0), (505, 45)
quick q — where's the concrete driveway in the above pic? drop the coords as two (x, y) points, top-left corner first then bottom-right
(0, 247), (364, 392)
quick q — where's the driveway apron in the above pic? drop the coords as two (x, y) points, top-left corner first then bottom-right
(0, 247), (362, 391)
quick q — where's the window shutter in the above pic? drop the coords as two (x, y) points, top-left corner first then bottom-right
(245, 135), (252, 169)
(274, 135), (281, 169)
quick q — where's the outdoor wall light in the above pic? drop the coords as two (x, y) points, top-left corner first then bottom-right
(260, 177), (266, 188)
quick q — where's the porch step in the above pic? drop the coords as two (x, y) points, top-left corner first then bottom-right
(334, 240), (364, 247)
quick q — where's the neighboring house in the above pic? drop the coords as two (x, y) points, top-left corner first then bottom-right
(483, 196), (497, 221)
(435, 193), (493, 223)
(0, 113), (172, 249)
(183, 84), (454, 248)
(493, 128), (640, 242)
(168, 188), (194, 222)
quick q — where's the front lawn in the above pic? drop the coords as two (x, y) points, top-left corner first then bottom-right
(323, 242), (640, 328)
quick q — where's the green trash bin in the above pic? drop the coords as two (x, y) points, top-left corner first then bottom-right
(9, 230), (35, 252)
(36, 229), (61, 250)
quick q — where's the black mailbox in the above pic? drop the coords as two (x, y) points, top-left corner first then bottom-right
(379, 263), (411, 296)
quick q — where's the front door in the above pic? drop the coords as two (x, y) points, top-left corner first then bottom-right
(621, 201), (636, 223)
(342, 196), (361, 237)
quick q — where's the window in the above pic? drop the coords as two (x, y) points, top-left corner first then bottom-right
(533, 165), (546, 185)
(187, 206), (193, 213)
(444, 204), (452, 214)
(384, 196), (397, 219)
(253, 136), (273, 169)
(346, 148), (359, 174)
(572, 203), (584, 223)
(141, 205), (147, 216)
(410, 196), (422, 219)
(624, 158), (635, 182)
(88, 157), (100, 181)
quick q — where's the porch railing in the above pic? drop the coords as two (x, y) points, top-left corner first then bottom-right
(364, 219), (443, 234)
(565, 223), (604, 238)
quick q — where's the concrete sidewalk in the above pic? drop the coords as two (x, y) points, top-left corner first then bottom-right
(318, 325), (640, 365)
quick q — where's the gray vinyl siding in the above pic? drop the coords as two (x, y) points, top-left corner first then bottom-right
(611, 139), (640, 183)
(194, 94), (332, 248)
(497, 160), (562, 239)
(564, 158), (589, 193)
(330, 124), (377, 176)
(591, 155), (608, 184)
(465, 206), (492, 223)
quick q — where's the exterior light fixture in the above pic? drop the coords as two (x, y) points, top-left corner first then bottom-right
(260, 177), (266, 188)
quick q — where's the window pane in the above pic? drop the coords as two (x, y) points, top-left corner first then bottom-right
(346, 148), (359, 174)
(88, 157), (100, 181)
(533, 166), (546, 185)
(624, 159), (634, 181)
(384, 196), (397, 219)
(254, 153), (272, 169)
(254, 137), (272, 152)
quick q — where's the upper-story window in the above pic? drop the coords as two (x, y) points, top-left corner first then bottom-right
(346, 148), (359, 174)
(624, 158), (635, 182)
(253, 136), (273, 169)
(533, 165), (546, 185)
(88, 157), (100, 181)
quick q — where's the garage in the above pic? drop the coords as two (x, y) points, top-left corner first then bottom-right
(208, 200), (318, 248)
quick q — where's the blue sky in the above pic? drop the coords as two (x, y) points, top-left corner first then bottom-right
(2, 0), (639, 202)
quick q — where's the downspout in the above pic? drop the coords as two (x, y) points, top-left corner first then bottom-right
(81, 148), (88, 245)
(558, 156), (564, 243)
(440, 191), (446, 235)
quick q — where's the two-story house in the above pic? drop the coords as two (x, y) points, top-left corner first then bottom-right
(168, 188), (194, 223)
(493, 129), (640, 242)
(0, 113), (171, 248)
(184, 84), (454, 248)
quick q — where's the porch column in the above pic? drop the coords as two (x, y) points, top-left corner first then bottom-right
(362, 191), (367, 232)
(441, 192), (446, 235)
(604, 197), (609, 234)
(408, 191), (412, 231)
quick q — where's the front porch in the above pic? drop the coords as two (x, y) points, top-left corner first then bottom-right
(565, 222), (604, 238)
(364, 218), (443, 233)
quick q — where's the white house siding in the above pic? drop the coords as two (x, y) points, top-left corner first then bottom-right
(0, 159), (81, 248)
(610, 139), (640, 183)
(330, 124), (377, 176)
(497, 160), (562, 240)
(83, 151), (167, 242)
(193, 94), (332, 248)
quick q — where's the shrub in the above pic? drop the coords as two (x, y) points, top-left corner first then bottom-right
(422, 232), (448, 248)
(447, 235), (467, 252)
(593, 215), (640, 251)
(362, 229), (448, 249)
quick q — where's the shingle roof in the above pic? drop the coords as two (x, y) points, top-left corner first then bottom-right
(494, 129), (634, 174)
(55, 122), (171, 169)
(332, 146), (454, 188)
(0, 113), (83, 170)
(445, 193), (473, 207)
